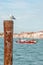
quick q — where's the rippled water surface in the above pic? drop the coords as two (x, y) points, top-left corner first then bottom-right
(0, 38), (43, 65)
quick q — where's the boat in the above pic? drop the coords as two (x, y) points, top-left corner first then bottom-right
(16, 39), (37, 44)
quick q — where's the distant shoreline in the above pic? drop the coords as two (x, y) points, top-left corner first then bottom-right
(0, 31), (43, 38)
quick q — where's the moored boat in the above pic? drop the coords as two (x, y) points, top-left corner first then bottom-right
(16, 39), (37, 44)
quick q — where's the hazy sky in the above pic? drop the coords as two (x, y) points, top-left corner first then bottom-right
(0, 0), (43, 33)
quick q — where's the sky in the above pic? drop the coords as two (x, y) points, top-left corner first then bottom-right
(0, 0), (43, 33)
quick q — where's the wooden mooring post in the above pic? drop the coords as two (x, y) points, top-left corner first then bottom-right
(4, 20), (13, 65)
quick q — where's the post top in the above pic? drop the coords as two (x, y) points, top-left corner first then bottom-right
(4, 20), (13, 22)
(4, 20), (13, 27)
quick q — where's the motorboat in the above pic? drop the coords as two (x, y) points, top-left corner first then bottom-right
(16, 39), (37, 44)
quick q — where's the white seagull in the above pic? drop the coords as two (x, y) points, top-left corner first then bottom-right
(10, 15), (16, 20)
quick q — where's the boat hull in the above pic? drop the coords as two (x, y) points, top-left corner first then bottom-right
(16, 40), (36, 44)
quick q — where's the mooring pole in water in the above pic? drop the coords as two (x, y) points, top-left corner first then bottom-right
(4, 20), (13, 65)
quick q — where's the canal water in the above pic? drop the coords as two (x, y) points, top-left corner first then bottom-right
(0, 38), (43, 65)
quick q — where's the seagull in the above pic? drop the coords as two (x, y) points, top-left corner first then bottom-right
(10, 15), (16, 20)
